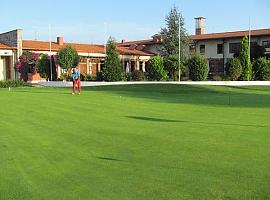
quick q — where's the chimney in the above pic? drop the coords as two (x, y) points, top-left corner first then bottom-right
(121, 39), (125, 44)
(57, 37), (64, 45)
(195, 17), (206, 35)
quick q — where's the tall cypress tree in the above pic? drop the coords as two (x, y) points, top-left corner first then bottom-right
(240, 36), (252, 81)
(103, 37), (122, 82)
(160, 6), (190, 80)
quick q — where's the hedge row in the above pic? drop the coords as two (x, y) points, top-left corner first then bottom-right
(0, 80), (26, 88)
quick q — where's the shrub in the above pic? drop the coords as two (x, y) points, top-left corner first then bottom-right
(0, 80), (26, 88)
(164, 55), (185, 81)
(240, 36), (252, 80)
(131, 70), (145, 81)
(147, 56), (168, 81)
(122, 73), (132, 81)
(226, 58), (243, 81)
(253, 57), (270, 81)
(103, 38), (122, 82)
(96, 72), (104, 81)
(212, 75), (223, 81)
(188, 54), (209, 81)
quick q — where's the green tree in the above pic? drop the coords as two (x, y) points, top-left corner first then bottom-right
(147, 56), (168, 81)
(226, 58), (243, 81)
(160, 6), (190, 79)
(240, 36), (252, 80)
(37, 54), (57, 81)
(253, 57), (270, 81)
(57, 45), (80, 71)
(164, 55), (185, 80)
(103, 37), (122, 82)
(188, 53), (209, 81)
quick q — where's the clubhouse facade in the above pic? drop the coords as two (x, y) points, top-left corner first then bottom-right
(0, 17), (270, 81)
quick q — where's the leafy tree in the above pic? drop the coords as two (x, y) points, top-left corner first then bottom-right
(37, 54), (57, 81)
(188, 53), (209, 81)
(15, 51), (40, 81)
(164, 55), (185, 80)
(160, 6), (190, 78)
(226, 58), (242, 81)
(147, 56), (168, 81)
(58, 45), (80, 71)
(103, 37), (122, 82)
(253, 57), (270, 80)
(240, 36), (252, 80)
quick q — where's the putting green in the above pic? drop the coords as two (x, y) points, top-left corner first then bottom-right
(0, 84), (269, 200)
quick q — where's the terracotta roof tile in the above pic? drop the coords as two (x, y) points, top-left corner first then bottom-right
(117, 39), (155, 47)
(22, 40), (153, 56)
(192, 28), (270, 41)
(0, 42), (15, 50)
(22, 40), (105, 53)
(117, 47), (154, 56)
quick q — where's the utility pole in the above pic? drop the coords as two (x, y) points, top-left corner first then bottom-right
(49, 24), (52, 81)
(178, 16), (181, 82)
(248, 17), (251, 59)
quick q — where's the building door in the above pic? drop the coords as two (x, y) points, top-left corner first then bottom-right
(0, 57), (5, 80)
(5, 57), (11, 79)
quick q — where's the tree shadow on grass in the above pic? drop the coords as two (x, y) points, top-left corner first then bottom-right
(126, 116), (270, 128)
(11, 90), (71, 95)
(96, 156), (123, 162)
(86, 84), (270, 109)
(127, 116), (182, 123)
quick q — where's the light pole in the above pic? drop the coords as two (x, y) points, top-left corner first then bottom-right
(49, 24), (52, 81)
(178, 16), (181, 82)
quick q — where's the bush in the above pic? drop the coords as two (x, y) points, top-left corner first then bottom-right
(226, 58), (243, 81)
(188, 54), (209, 81)
(122, 73), (132, 81)
(103, 38), (122, 82)
(240, 36), (252, 81)
(0, 80), (26, 88)
(147, 56), (168, 81)
(253, 57), (270, 81)
(212, 75), (223, 81)
(96, 72), (104, 81)
(131, 70), (145, 81)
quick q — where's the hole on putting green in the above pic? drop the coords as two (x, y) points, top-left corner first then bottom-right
(127, 116), (181, 123)
(96, 157), (123, 162)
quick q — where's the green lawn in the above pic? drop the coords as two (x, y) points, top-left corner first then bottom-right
(0, 84), (270, 200)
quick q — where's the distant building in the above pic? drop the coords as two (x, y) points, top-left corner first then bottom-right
(119, 17), (270, 77)
(0, 29), (154, 81)
(1, 19), (270, 81)
(192, 17), (270, 76)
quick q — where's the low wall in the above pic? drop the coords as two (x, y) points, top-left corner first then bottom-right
(37, 81), (270, 88)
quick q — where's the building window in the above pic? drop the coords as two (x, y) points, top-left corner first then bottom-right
(200, 45), (205, 54)
(262, 41), (270, 48)
(229, 43), (241, 54)
(217, 44), (223, 54)
(190, 44), (196, 53)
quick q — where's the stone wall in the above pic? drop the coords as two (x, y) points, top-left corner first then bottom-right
(0, 29), (22, 60)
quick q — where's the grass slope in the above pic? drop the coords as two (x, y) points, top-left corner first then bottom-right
(0, 85), (270, 200)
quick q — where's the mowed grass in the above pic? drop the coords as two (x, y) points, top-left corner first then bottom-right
(0, 84), (270, 200)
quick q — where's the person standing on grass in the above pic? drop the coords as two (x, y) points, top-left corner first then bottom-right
(72, 67), (81, 95)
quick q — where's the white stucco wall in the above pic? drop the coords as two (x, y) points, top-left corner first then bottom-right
(196, 36), (270, 61)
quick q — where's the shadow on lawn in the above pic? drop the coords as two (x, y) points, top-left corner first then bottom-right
(128, 116), (181, 123)
(12, 90), (70, 95)
(96, 156), (123, 162)
(86, 84), (270, 108)
(127, 116), (270, 128)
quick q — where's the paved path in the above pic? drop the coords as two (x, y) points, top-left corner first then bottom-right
(37, 81), (270, 87)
